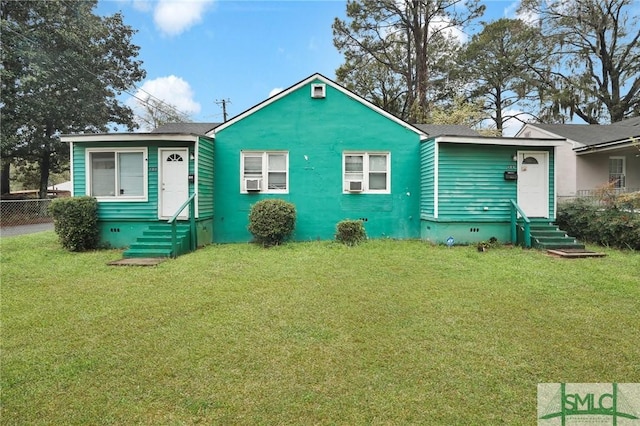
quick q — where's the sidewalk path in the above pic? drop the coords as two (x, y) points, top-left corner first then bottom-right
(1, 223), (54, 237)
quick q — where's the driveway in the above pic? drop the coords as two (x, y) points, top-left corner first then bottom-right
(0, 223), (54, 237)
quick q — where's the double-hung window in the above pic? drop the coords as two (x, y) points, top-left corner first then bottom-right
(241, 151), (288, 193)
(87, 148), (147, 200)
(343, 152), (390, 193)
(608, 156), (626, 189)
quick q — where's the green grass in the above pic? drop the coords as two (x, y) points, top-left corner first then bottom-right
(2, 232), (639, 424)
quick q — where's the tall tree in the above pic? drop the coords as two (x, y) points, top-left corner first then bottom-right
(520, 0), (640, 123)
(134, 95), (191, 131)
(333, 0), (484, 122)
(0, 0), (146, 197)
(460, 18), (548, 134)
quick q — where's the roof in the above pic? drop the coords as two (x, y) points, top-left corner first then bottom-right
(212, 73), (427, 138)
(521, 119), (640, 146)
(152, 122), (220, 134)
(413, 124), (480, 137)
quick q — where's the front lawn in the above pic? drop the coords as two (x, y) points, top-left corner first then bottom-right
(2, 232), (639, 424)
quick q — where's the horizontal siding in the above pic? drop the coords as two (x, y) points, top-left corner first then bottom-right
(419, 141), (435, 216)
(198, 138), (214, 218)
(72, 141), (196, 221)
(438, 144), (518, 221)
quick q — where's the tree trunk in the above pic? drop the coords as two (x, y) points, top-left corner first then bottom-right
(1, 159), (11, 195)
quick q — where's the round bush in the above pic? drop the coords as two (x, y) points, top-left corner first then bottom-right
(248, 199), (296, 246)
(335, 219), (366, 246)
(48, 196), (99, 251)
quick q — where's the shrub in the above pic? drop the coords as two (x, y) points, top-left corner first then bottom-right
(48, 196), (100, 251)
(248, 199), (296, 246)
(335, 219), (366, 246)
(556, 199), (640, 250)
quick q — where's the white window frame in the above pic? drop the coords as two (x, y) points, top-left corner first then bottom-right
(608, 156), (626, 189)
(85, 147), (148, 202)
(343, 151), (391, 194)
(240, 151), (289, 194)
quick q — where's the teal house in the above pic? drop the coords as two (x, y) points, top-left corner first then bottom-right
(63, 73), (575, 257)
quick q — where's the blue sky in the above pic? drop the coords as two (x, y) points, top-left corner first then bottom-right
(97, 0), (528, 132)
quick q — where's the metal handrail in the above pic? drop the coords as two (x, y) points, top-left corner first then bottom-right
(510, 200), (531, 248)
(168, 193), (197, 258)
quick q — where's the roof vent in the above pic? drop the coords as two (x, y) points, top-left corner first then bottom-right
(311, 84), (326, 99)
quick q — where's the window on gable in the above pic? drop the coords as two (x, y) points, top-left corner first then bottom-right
(87, 149), (147, 200)
(343, 152), (390, 193)
(241, 151), (288, 193)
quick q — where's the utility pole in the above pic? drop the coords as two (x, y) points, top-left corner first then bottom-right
(215, 99), (231, 122)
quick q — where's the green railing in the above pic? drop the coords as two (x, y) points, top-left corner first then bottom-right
(168, 193), (197, 258)
(510, 199), (531, 248)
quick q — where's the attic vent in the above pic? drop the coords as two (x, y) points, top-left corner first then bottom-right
(311, 84), (326, 99)
(524, 131), (531, 137)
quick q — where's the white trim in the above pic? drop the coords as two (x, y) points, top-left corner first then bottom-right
(158, 148), (190, 219)
(193, 141), (199, 218)
(212, 73), (427, 138)
(69, 142), (75, 197)
(342, 151), (391, 194)
(85, 147), (148, 202)
(433, 135), (565, 146)
(553, 146), (557, 219)
(434, 141), (439, 219)
(311, 83), (326, 98)
(608, 156), (626, 189)
(62, 133), (205, 144)
(240, 151), (289, 194)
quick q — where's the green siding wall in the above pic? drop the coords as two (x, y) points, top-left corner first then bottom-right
(437, 143), (518, 221)
(197, 137), (215, 218)
(213, 80), (422, 243)
(419, 140), (435, 217)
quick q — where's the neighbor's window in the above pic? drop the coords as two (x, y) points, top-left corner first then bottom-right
(343, 152), (390, 193)
(87, 148), (147, 200)
(241, 151), (288, 193)
(609, 156), (626, 189)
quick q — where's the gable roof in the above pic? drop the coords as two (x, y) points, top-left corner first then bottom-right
(211, 73), (427, 138)
(414, 124), (480, 137)
(152, 122), (220, 134)
(520, 121), (640, 146)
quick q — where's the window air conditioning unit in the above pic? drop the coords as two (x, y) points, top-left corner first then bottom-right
(348, 180), (363, 192)
(245, 178), (262, 191)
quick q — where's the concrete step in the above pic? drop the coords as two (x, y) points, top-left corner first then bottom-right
(123, 248), (173, 258)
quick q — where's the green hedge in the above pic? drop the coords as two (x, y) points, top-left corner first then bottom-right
(335, 219), (366, 246)
(48, 196), (100, 251)
(248, 199), (296, 247)
(556, 198), (639, 250)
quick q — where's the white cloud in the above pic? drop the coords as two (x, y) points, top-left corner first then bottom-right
(153, 0), (214, 37)
(128, 75), (201, 124)
(268, 87), (284, 98)
(502, 109), (534, 136)
(131, 0), (152, 12)
(430, 15), (467, 44)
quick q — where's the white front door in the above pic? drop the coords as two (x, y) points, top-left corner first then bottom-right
(159, 148), (189, 218)
(517, 151), (549, 218)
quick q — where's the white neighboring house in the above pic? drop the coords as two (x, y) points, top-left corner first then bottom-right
(516, 117), (640, 202)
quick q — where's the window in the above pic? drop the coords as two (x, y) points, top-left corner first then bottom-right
(87, 148), (147, 200)
(241, 151), (288, 193)
(609, 157), (626, 189)
(343, 152), (390, 193)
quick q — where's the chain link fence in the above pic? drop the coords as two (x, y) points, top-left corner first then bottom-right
(0, 199), (54, 227)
